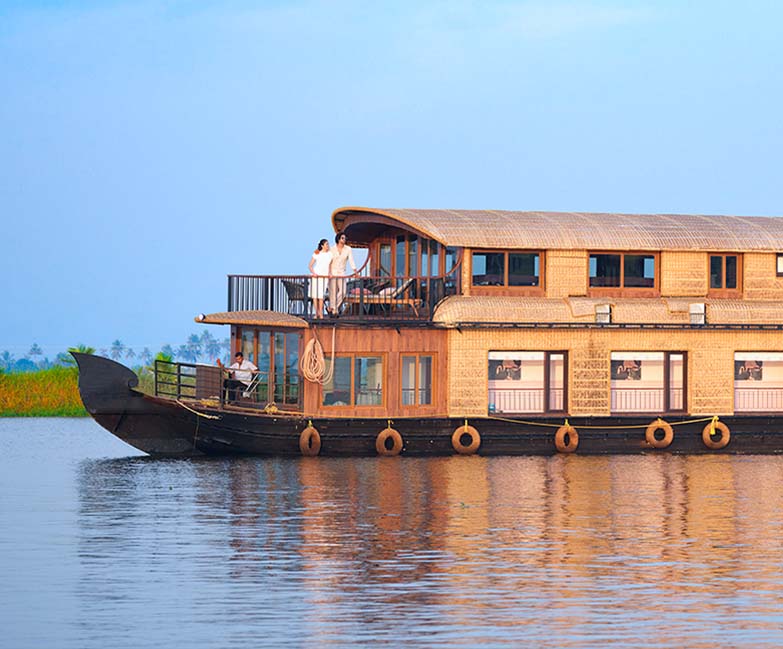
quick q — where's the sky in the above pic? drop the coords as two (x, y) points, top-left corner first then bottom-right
(1, 0), (782, 359)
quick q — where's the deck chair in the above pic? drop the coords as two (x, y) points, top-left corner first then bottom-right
(281, 279), (309, 315)
(241, 372), (262, 401)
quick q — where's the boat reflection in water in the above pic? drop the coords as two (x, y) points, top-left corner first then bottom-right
(76, 455), (783, 646)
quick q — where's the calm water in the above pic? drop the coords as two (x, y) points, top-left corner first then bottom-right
(1, 419), (782, 648)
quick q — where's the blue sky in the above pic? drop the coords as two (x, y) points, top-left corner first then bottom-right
(1, 1), (781, 358)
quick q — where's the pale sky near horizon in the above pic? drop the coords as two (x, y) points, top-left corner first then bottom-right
(1, 0), (782, 358)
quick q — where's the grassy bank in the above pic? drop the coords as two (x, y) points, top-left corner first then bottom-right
(0, 366), (87, 416)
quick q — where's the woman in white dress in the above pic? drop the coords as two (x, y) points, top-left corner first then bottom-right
(308, 239), (331, 319)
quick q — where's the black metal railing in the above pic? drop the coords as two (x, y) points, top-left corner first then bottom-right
(227, 273), (461, 321)
(155, 360), (222, 401)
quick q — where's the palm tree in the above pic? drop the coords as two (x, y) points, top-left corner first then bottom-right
(200, 330), (221, 361)
(140, 347), (153, 366)
(110, 340), (126, 360)
(0, 351), (15, 371)
(125, 348), (137, 362)
(160, 344), (175, 359)
(28, 343), (43, 360)
(185, 333), (202, 362)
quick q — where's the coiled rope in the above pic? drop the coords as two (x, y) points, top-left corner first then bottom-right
(300, 326), (336, 384)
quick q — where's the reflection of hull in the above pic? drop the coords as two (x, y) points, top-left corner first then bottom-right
(74, 353), (783, 457)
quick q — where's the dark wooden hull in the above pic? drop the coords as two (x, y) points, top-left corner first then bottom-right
(74, 354), (783, 457)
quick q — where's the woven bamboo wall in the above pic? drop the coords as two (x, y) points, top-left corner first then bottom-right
(659, 251), (708, 296)
(446, 327), (783, 417)
(546, 250), (587, 297)
(744, 253), (783, 300)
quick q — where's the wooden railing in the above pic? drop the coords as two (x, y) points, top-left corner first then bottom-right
(227, 273), (461, 321)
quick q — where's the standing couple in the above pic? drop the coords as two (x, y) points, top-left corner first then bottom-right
(308, 231), (358, 318)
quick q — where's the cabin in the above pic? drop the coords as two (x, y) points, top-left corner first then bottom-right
(186, 207), (783, 422)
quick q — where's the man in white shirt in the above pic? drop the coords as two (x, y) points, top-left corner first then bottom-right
(329, 231), (358, 316)
(221, 351), (258, 401)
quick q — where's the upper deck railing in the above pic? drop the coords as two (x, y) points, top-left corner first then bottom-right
(227, 273), (461, 322)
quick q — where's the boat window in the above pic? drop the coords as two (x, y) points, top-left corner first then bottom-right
(407, 236), (419, 277)
(590, 252), (657, 292)
(487, 351), (566, 414)
(473, 251), (541, 289)
(323, 355), (384, 406)
(708, 254), (741, 295)
(610, 351), (686, 413)
(241, 330), (255, 363)
(379, 243), (392, 277)
(402, 355), (433, 406)
(777, 254), (783, 277)
(734, 352), (783, 412)
(430, 240), (440, 276)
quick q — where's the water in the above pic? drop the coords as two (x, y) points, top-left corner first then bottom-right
(1, 419), (783, 648)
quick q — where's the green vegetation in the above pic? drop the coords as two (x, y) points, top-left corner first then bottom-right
(0, 333), (229, 417)
(0, 366), (86, 417)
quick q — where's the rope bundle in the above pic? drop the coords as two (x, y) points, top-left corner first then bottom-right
(300, 326), (336, 384)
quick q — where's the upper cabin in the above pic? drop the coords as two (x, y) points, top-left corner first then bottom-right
(221, 207), (783, 325)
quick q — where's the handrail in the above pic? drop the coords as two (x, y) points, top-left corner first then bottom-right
(227, 270), (462, 321)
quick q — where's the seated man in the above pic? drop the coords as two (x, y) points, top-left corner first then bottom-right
(218, 352), (258, 402)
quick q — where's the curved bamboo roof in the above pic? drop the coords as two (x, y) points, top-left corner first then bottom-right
(195, 311), (308, 328)
(332, 207), (783, 251)
(433, 296), (783, 325)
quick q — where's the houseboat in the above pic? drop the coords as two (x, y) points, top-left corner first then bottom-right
(75, 207), (783, 456)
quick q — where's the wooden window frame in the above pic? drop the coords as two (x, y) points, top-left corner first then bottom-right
(708, 253), (742, 298)
(400, 354), (436, 408)
(322, 353), (386, 408)
(776, 254), (783, 277)
(234, 327), (302, 409)
(588, 251), (659, 297)
(470, 250), (544, 296)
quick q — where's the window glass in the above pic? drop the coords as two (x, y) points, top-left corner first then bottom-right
(401, 356), (416, 406)
(623, 255), (655, 287)
(418, 356), (433, 405)
(725, 255), (738, 289)
(508, 253), (540, 287)
(257, 332), (270, 401)
(777, 254), (783, 276)
(710, 255), (723, 289)
(323, 357), (351, 406)
(285, 332), (299, 404)
(241, 330), (255, 363)
(355, 356), (383, 405)
(273, 332), (285, 403)
(430, 241), (440, 276)
(407, 236), (418, 277)
(472, 252), (505, 285)
(379, 244), (392, 277)
(421, 239), (429, 277)
(445, 247), (459, 276)
(395, 235), (406, 279)
(590, 254), (621, 287)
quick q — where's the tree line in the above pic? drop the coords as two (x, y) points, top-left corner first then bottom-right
(0, 331), (231, 374)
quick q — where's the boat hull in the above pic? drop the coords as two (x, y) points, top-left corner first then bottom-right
(74, 354), (783, 457)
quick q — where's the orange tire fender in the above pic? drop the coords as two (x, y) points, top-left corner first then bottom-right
(555, 424), (579, 453)
(376, 427), (403, 456)
(452, 424), (481, 455)
(299, 425), (321, 457)
(702, 419), (730, 450)
(645, 418), (674, 449)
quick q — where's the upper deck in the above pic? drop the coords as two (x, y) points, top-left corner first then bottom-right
(219, 207), (783, 325)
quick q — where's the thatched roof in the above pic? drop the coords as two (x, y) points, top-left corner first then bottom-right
(332, 207), (783, 252)
(195, 311), (308, 328)
(433, 296), (783, 325)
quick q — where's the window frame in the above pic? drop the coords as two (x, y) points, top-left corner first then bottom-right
(486, 350), (568, 415)
(588, 251), (659, 296)
(234, 327), (302, 408)
(322, 353), (386, 408)
(400, 354), (436, 408)
(708, 253), (742, 297)
(470, 249), (544, 295)
(776, 254), (783, 278)
(609, 351), (687, 415)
